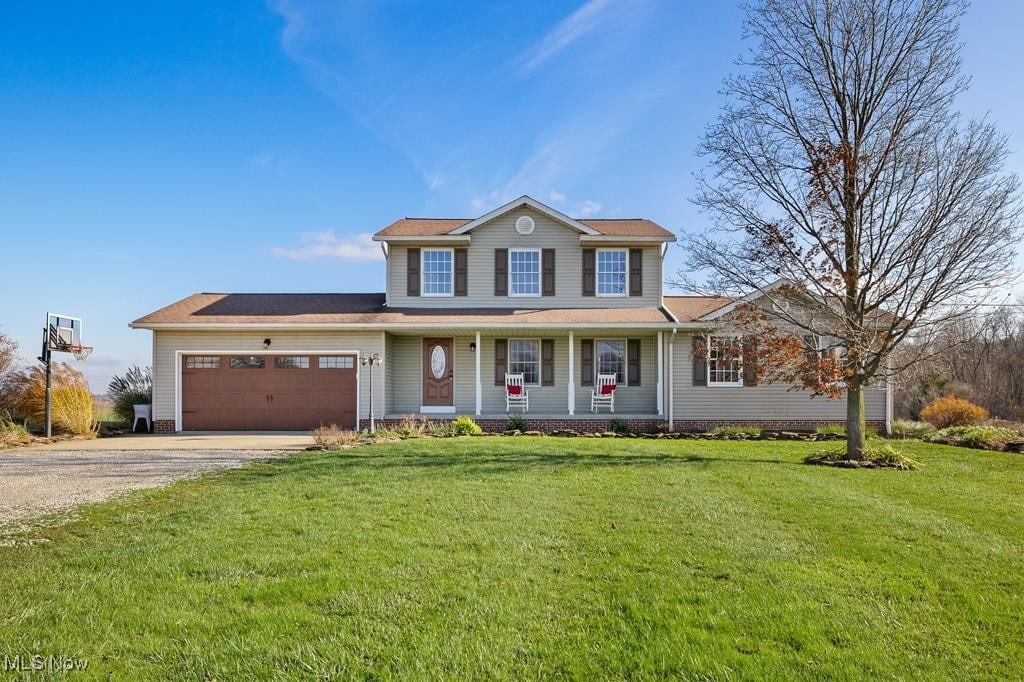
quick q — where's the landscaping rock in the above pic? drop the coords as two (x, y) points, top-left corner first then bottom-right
(522, 430), (543, 436)
(1003, 440), (1024, 453)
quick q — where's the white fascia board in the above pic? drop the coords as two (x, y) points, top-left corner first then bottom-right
(578, 235), (676, 243)
(448, 195), (600, 236)
(370, 235), (471, 244)
(130, 321), (711, 331)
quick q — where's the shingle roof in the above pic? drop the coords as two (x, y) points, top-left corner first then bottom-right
(662, 295), (735, 322)
(131, 293), (678, 326)
(374, 217), (674, 239)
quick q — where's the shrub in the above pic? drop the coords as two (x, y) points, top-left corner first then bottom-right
(929, 425), (1020, 451)
(450, 416), (483, 436)
(506, 415), (526, 432)
(709, 425), (762, 439)
(891, 419), (935, 440)
(0, 412), (32, 448)
(863, 442), (920, 470)
(313, 424), (360, 448)
(107, 365), (153, 421)
(12, 363), (96, 436)
(919, 396), (988, 428)
(607, 418), (630, 435)
(396, 414), (429, 438)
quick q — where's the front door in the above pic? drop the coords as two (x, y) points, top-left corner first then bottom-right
(422, 338), (454, 407)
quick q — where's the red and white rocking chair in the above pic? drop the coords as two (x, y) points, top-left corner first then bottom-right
(505, 373), (529, 413)
(591, 373), (617, 413)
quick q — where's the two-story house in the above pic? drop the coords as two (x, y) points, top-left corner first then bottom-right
(131, 195), (890, 433)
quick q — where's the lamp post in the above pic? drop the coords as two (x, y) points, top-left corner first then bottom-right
(359, 352), (382, 433)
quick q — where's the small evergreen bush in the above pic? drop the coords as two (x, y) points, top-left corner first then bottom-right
(506, 415), (526, 432)
(607, 418), (630, 435)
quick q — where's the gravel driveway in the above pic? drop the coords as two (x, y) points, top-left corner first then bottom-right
(0, 449), (284, 530)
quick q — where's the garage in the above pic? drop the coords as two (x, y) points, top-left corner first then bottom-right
(181, 353), (357, 430)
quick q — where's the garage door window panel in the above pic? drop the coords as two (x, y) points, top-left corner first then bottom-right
(319, 356), (355, 368)
(230, 356), (265, 369)
(274, 356), (309, 369)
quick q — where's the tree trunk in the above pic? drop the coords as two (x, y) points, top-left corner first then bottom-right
(846, 380), (866, 459)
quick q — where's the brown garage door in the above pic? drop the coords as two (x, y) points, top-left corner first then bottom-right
(181, 354), (357, 430)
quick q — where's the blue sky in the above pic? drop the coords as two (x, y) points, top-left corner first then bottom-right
(1, 0), (1022, 391)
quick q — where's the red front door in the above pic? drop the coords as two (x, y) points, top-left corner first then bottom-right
(422, 338), (454, 406)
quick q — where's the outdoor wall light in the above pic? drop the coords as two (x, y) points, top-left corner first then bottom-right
(469, 342), (476, 352)
(263, 338), (271, 349)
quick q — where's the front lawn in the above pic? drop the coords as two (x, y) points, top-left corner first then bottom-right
(1, 438), (1022, 679)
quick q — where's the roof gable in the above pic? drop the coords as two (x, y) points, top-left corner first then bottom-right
(448, 195), (600, 236)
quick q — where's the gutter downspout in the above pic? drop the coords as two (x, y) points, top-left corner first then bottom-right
(667, 325), (675, 430)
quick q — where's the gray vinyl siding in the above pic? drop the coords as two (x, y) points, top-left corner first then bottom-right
(383, 331), (661, 416)
(386, 207), (663, 309)
(152, 331), (385, 425)
(670, 333), (886, 422)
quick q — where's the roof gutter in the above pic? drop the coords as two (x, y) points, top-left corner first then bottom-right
(370, 235), (472, 244)
(129, 321), (713, 332)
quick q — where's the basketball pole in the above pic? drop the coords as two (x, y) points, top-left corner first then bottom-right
(40, 327), (52, 438)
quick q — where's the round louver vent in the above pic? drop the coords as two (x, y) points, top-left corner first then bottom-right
(515, 215), (535, 235)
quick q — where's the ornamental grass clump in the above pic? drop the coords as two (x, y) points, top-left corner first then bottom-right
(14, 363), (96, 436)
(928, 425), (1020, 451)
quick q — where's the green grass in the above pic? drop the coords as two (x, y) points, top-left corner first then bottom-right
(1, 438), (1022, 679)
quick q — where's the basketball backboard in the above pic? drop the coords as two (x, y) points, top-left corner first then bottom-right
(45, 313), (83, 353)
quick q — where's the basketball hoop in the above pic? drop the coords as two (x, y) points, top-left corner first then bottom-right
(69, 345), (94, 361)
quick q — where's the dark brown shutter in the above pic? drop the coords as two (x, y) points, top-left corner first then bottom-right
(494, 249), (508, 296)
(582, 249), (595, 297)
(494, 339), (507, 386)
(581, 339), (594, 386)
(628, 339), (641, 386)
(406, 248), (420, 297)
(541, 339), (555, 386)
(542, 249), (555, 297)
(629, 248), (643, 296)
(743, 337), (758, 387)
(454, 248), (468, 297)
(693, 336), (708, 386)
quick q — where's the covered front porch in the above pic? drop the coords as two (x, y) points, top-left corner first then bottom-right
(379, 328), (667, 421)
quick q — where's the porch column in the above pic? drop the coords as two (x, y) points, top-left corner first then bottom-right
(475, 331), (482, 416)
(656, 331), (664, 416)
(567, 332), (575, 415)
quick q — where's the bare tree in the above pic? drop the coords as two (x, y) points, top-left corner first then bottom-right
(679, 0), (1022, 457)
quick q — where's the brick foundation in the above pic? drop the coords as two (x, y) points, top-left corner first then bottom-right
(376, 417), (886, 435)
(153, 420), (176, 433)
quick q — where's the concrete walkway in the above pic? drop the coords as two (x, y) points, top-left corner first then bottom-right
(16, 432), (315, 452)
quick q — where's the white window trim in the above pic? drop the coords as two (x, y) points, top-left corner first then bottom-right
(594, 338), (628, 385)
(595, 248), (629, 298)
(421, 247), (454, 297)
(508, 248), (541, 298)
(707, 334), (744, 387)
(507, 338), (542, 387)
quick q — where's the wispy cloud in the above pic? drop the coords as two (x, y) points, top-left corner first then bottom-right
(547, 190), (567, 203)
(271, 231), (383, 261)
(520, 0), (615, 72)
(576, 200), (602, 217)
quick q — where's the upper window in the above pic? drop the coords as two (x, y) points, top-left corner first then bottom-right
(508, 339), (540, 385)
(707, 336), (743, 386)
(509, 249), (540, 296)
(597, 249), (627, 296)
(422, 249), (453, 296)
(596, 340), (626, 384)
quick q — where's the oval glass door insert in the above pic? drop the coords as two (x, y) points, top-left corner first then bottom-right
(430, 345), (447, 379)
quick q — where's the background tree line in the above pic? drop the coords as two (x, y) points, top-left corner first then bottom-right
(896, 303), (1024, 421)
